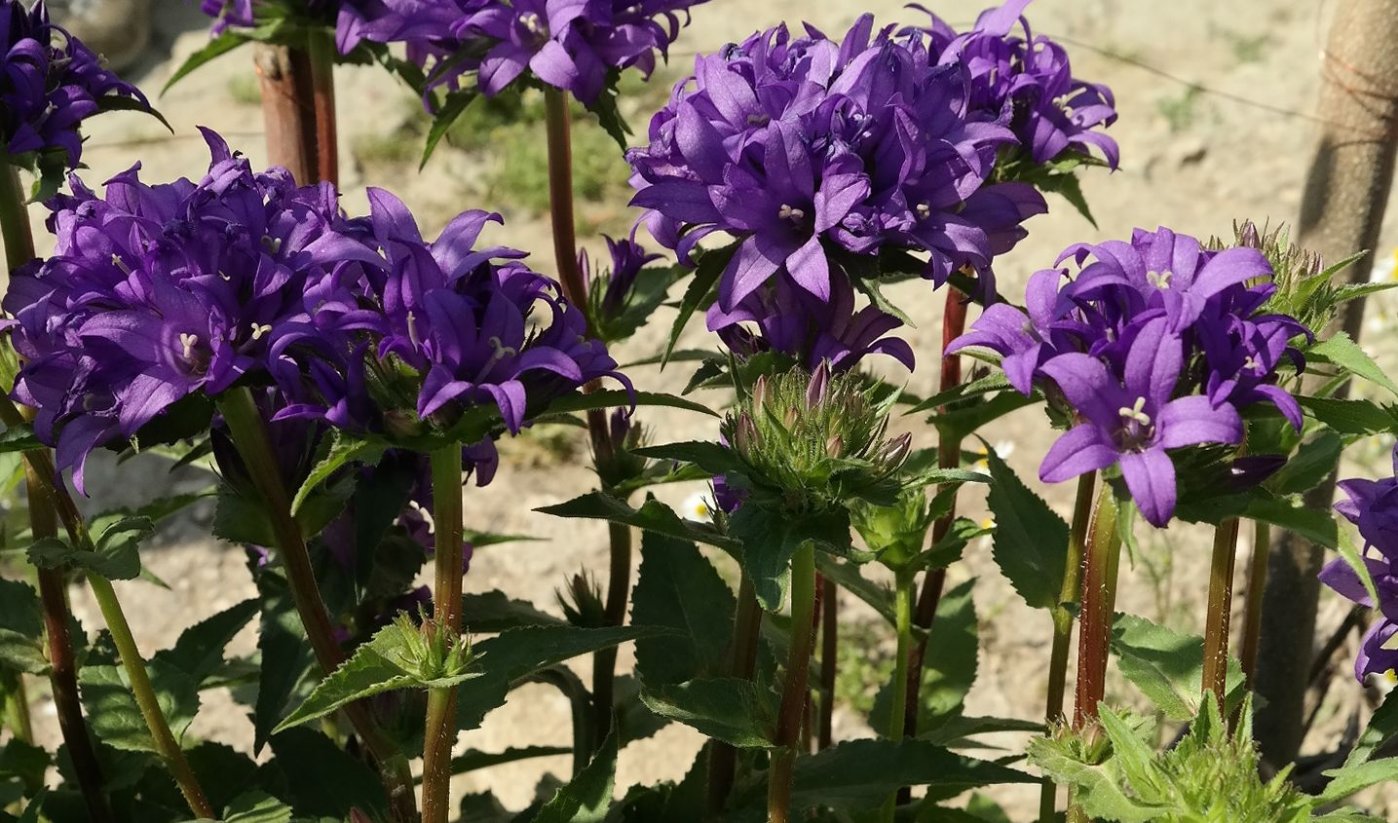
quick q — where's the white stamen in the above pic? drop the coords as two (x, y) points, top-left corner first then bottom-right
(1117, 395), (1151, 426)
(1146, 269), (1173, 289)
(777, 203), (806, 222)
(111, 254), (132, 275)
(218, 270), (232, 281)
(179, 332), (198, 361)
(407, 311), (421, 348)
(915, 203), (931, 219)
(1243, 356), (1258, 371)
(250, 323), (273, 341)
(261, 236), (282, 254)
(520, 12), (545, 34)
(407, 500), (436, 535)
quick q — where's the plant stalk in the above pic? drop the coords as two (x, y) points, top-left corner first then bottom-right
(27, 464), (114, 823)
(768, 543), (817, 823)
(592, 520), (632, 744)
(707, 573), (762, 817)
(422, 444), (465, 823)
(904, 282), (971, 746)
(880, 568), (916, 823)
(818, 574), (837, 750)
(217, 387), (417, 822)
(89, 574), (214, 818)
(1038, 471), (1096, 823)
(1239, 519), (1269, 686)
(254, 42), (322, 185)
(305, 30), (339, 187)
(0, 164), (34, 273)
(1071, 483), (1121, 730)
(1202, 517), (1242, 708)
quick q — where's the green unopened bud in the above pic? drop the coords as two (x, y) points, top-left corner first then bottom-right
(393, 613), (473, 684)
(557, 571), (607, 628)
(595, 410), (649, 488)
(852, 486), (932, 569)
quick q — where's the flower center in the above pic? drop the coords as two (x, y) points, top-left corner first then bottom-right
(747, 113), (771, 126)
(249, 322), (273, 341)
(915, 203), (931, 220)
(179, 332), (199, 361)
(1146, 269), (1173, 289)
(778, 203), (807, 224)
(261, 236), (282, 255)
(111, 254), (132, 275)
(1117, 396), (1151, 427)
(519, 11), (548, 41)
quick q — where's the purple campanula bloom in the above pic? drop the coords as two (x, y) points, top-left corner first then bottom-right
(5, 129), (359, 489)
(625, 14), (1046, 318)
(269, 187), (628, 437)
(1320, 447), (1398, 681)
(334, 0), (707, 104)
(1037, 318), (1242, 527)
(580, 227), (663, 333)
(952, 225), (1312, 527)
(2, 0), (150, 168)
(914, 0), (1118, 169)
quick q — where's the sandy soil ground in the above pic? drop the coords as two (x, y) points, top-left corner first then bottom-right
(9, 0), (1398, 817)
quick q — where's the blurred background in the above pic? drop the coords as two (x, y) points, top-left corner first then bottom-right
(15, 0), (1398, 816)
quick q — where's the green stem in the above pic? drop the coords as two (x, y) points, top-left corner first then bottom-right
(818, 574), (837, 750)
(26, 463), (113, 823)
(1039, 471), (1096, 823)
(422, 444), (465, 823)
(1239, 520), (1269, 687)
(1071, 483), (1122, 731)
(542, 87), (590, 325)
(592, 519), (632, 746)
(768, 543), (817, 823)
(707, 574), (762, 817)
(217, 387), (417, 822)
(0, 164), (34, 273)
(1202, 517), (1241, 708)
(88, 575), (214, 818)
(526, 666), (594, 777)
(1, 672), (32, 743)
(879, 568), (916, 823)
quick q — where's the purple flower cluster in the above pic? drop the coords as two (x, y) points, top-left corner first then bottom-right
(949, 227), (1307, 526)
(334, 0), (707, 104)
(2, 0), (149, 167)
(6, 129), (622, 488)
(916, 0), (1118, 169)
(1321, 449), (1398, 682)
(580, 228), (662, 330)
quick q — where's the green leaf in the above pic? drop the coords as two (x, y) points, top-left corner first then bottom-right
(1110, 614), (1245, 721)
(1244, 497), (1338, 548)
(935, 392), (1038, 444)
(537, 492), (739, 552)
(1309, 332), (1398, 396)
(815, 555), (895, 625)
(0, 580), (47, 675)
(1335, 530), (1380, 608)
(28, 516), (153, 581)
(785, 739), (1034, 814)
(984, 445), (1069, 610)
(421, 89), (479, 168)
(639, 678), (775, 748)
(163, 31), (251, 93)
(903, 374), (1014, 417)
(451, 746), (570, 776)
(728, 505), (849, 612)
(530, 729), (616, 823)
(1297, 396), (1398, 436)
(458, 625), (666, 731)
(917, 578), (979, 723)
(223, 791), (293, 823)
(664, 243), (736, 366)
(153, 599), (259, 686)
(0, 738), (49, 796)
(268, 727), (387, 819)
(1344, 692), (1398, 768)
(461, 591), (565, 633)
(917, 517), (991, 572)
(0, 426), (39, 454)
(291, 431), (385, 515)
(542, 389), (717, 419)
(631, 532), (735, 687)
(1319, 757), (1398, 804)
(273, 619), (481, 733)
(252, 574), (317, 753)
(631, 441), (746, 476)
(79, 659), (198, 753)
(1267, 430), (1342, 496)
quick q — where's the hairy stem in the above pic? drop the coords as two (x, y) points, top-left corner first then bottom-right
(1239, 519), (1269, 686)
(818, 574), (837, 751)
(880, 568), (916, 823)
(422, 445), (465, 823)
(707, 574), (762, 817)
(768, 543), (817, 823)
(217, 387), (417, 822)
(27, 465), (113, 823)
(1072, 483), (1121, 730)
(89, 574), (214, 818)
(592, 520), (632, 745)
(305, 30), (339, 187)
(1039, 471), (1096, 823)
(254, 42), (321, 185)
(1202, 517), (1242, 708)
(0, 164), (34, 272)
